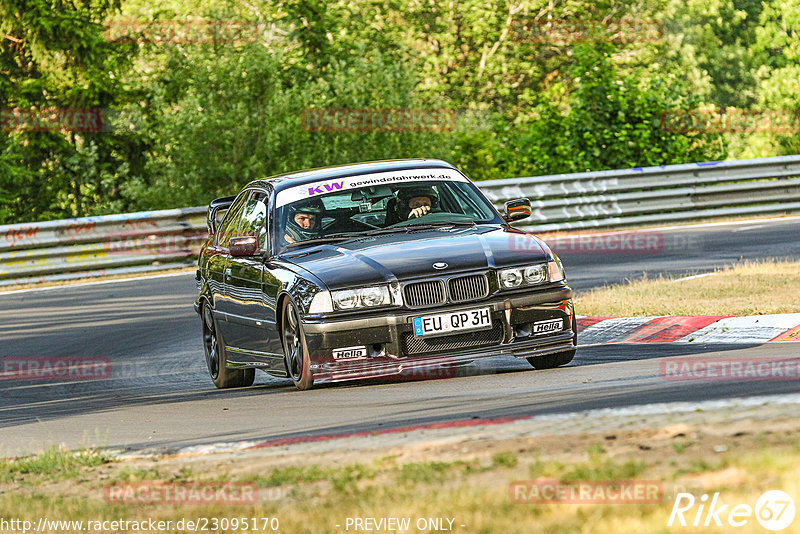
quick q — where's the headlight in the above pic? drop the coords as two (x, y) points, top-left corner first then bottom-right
(499, 268), (523, 289)
(333, 289), (359, 310)
(499, 262), (555, 289)
(360, 286), (387, 307)
(332, 285), (392, 310)
(524, 264), (547, 284)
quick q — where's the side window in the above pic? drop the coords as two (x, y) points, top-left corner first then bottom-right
(238, 191), (269, 250)
(215, 192), (248, 247)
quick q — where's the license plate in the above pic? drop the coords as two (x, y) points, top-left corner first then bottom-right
(413, 307), (492, 338)
(533, 318), (563, 334)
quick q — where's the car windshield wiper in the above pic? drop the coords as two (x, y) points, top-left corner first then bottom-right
(325, 228), (411, 238)
(329, 222), (476, 236)
(283, 229), (401, 247)
(324, 231), (382, 238)
(283, 234), (360, 248)
(284, 222), (477, 248)
(401, 221), (477, 230)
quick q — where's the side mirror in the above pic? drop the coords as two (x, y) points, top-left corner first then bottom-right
(503, 198), (532, 222)
(229, 236), (259, 257)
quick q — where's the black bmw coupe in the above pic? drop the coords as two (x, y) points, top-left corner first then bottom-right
(195, 159), (577, 390)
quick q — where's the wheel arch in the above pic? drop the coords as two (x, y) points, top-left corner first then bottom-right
(275, 291), (293, 344)
(198, 293), (213, 312)
(197, 276), (216, 313)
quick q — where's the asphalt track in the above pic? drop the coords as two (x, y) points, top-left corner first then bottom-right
(1, 217), (799, 457)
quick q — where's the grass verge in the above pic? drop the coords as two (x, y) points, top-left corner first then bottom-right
(1, 421), (798, 533)
(0, 446), (109, 483)
(575, 259), (800, 316)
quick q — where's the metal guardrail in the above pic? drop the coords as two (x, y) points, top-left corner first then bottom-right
(2, 155), (799, 287)
(0, 208), (207, 286)
(479, 155), (800, 231)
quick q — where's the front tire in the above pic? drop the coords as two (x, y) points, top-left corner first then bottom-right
(202, 303), (255, 388)
(281, 299), (314, 390)
(526, 314), (577, 370)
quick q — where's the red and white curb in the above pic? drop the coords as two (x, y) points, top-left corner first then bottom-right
(578, 313), (800, 345)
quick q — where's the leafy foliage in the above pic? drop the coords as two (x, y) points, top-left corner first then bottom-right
(0, 0), (139, 221)
(0, 0), (795, 223)
(492, 44), (726, 177)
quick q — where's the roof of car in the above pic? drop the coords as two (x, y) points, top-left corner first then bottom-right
(245, 159), (460, 193)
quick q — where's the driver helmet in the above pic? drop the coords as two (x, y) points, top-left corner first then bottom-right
(396, 186), (439, 211)
(285, 198), (325, 242)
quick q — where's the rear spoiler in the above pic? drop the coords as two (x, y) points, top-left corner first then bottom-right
(206, 195), (236, 234)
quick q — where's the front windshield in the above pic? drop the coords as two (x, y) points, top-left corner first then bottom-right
(274, 169), (502, 249)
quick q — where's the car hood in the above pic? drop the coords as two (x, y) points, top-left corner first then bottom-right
(279, 226), (550, 289)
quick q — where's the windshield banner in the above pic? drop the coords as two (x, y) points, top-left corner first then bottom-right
(275, 169), (469, 208)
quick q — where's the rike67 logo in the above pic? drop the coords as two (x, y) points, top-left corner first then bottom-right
(668, 490), (795, 531)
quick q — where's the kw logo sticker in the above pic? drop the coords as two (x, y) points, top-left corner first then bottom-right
(307, 181), (344, 196)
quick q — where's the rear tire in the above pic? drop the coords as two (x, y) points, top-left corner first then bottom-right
(526, 314), (577, 370)
(202, 303), (255, 388)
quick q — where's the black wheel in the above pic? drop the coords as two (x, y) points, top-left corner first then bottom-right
(281, 299), (314, 390)
(202, 303), (255, 388)
(527, 314), (577, 370)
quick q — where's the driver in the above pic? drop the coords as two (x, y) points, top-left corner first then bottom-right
(391, 186), (440, 222)
(284, 198), (325, 244)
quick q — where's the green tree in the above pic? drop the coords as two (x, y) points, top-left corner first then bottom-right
(0, 0), (139, 223)
(492, 44), (726, 177)
(0, 0), (753, 222)
(654, 0), (765, 109)
(120, 43), (453, 209)
(753, 0), (800, 155)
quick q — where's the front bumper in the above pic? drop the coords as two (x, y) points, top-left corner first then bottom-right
(302, 286), (575, 384)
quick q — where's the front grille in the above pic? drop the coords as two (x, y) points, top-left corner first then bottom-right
(401, 321), (504, 356)
(404, 280), (446, 307)
(448, 274), (489, 303)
